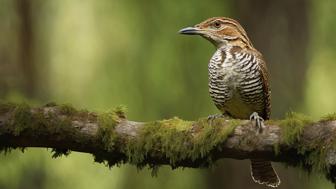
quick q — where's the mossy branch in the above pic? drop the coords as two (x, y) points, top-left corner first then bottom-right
(1, 103), (336, 183)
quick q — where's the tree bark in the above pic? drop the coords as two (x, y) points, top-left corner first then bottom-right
(1, 103), (336, 184)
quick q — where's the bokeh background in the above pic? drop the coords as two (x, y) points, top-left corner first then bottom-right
(0, 0), (336, 188)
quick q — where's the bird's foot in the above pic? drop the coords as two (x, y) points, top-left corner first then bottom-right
(207, 113), (231, 125)
(249, 112), (265, 133)
(207, 114), (225, 121)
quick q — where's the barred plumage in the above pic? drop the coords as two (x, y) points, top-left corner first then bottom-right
(208, 45), (268, 119)
(180, 17), (279, 187)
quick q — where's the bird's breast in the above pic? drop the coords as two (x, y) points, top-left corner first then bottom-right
(208, 49), (244, 111)
(208, 49), (243, 90)
(208, 48), (264, 118)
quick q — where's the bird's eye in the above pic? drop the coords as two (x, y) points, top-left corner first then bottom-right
(213, 21), (221, 28)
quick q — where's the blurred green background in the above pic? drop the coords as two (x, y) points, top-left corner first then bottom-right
(0, 0), (336, 188)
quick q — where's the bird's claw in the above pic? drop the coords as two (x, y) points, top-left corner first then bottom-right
(249, 112), (265, 133)
(207, 114), (225, 121)
(208, 113), (230, 125)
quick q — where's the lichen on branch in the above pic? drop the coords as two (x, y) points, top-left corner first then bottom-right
(1, 102), (336, 184)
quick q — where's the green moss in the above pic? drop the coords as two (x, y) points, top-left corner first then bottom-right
(113, 105), (127, 118)
(320, 113), (336, 122)
(0, 102), (129, 163)
(58, 104), (77, 115)
(279, 112), (313, 145)
(0, 103), (89, 157)
(264, 119), (278, 125)
(299, 131), (336, 173)
(277, 112), (336, 174)
(7, 102), (336, 178)
(0, 103), (34, 153)
(44, 102), (57, 107)
(93, 106), (128, 167)
(97, 112), (118, 152)
(96, 106), (127, 153)
(10, 103), (33, 136)
(123, 117), (192, 166)
(191, 118), (240, 161)
(305, 149), (329, 172)
(122, 117), (240, 169)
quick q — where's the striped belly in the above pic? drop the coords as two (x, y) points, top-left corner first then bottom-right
(209, 79), (258, 119)
(209, 61), (265, 119)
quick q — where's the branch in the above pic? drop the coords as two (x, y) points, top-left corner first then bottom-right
(1, 103), (336, 183)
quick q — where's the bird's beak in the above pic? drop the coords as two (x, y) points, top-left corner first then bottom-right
(178, 27), (203, 35)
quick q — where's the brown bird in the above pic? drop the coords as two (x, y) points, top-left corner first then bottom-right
(179, 17), (280, 187)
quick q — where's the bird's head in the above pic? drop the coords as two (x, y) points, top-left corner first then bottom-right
(179, 17), (253, 49)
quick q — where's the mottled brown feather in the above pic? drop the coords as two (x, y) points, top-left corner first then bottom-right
(244, 48), (271, 120)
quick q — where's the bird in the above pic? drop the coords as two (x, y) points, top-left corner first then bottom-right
(179, 17), (280, 187)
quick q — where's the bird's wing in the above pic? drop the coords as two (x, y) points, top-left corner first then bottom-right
(253, 51), (271, 120)
(239, 48), (271, 120)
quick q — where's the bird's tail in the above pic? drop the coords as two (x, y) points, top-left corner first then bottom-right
(250, 159), (280, 187)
